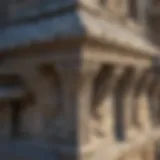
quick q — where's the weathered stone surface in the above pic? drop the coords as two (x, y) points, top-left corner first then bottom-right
(0, 141), (58, 160)
(0, 9), (159, 57)
(0, 1), (160, 160)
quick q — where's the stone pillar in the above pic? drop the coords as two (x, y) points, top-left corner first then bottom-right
(131, 69), (146, 128)
(123, 69), (144, 133)
(106, 66), (126, 140)
(114, 67), (146, 140)
(55, 61), (100, 146)
(104, 66), (124, 139)
(135, 70), (154, 130)
(115, 67), (135, 140)
(124, 68), (145, 139)
(91, 65), (124, 140)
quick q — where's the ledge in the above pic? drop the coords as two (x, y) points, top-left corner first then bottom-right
(0, 10), (159, 59)
(93, 129), (160, 160)
(0, 129), (159, 160)
(0, 0), (77, 26)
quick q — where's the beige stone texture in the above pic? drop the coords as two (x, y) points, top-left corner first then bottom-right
(0, 0), (159, 160)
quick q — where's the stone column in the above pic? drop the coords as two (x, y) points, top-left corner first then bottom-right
(107, 66), (126, 141)
(91, 65), (124, 140)
(131, 69), (146, 128)
(124, 68), (146, 139)
(103, 66), (124, 139)
(124, 69), (144, 133)
(55, 61), (100, 146)
(114, 67), (135, 140)
(114, 67), (146, 140)
(135, 70), (154, 130)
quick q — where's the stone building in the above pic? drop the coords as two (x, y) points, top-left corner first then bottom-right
(0, 0), (160, 160)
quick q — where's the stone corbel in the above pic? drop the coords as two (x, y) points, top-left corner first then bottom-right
(123, 68), (147, 137)
(55, 60), (101, 145)
(123, 68), (145, 132)
(114, 66), (146, 140)
(91, 65), (125, 139)
(134, 69), (154, 130)
(92, 65), (124, 114)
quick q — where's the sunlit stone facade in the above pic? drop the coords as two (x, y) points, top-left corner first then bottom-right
(0, 0), (160, 160)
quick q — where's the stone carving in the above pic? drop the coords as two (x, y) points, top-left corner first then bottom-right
(0, 0), (160, 158)
(39, 65), (65, 141)
(91, 65), (114, 138)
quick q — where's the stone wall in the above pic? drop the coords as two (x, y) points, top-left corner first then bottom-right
(0, 40), (158, 160)
(0, 0), (159, 160)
